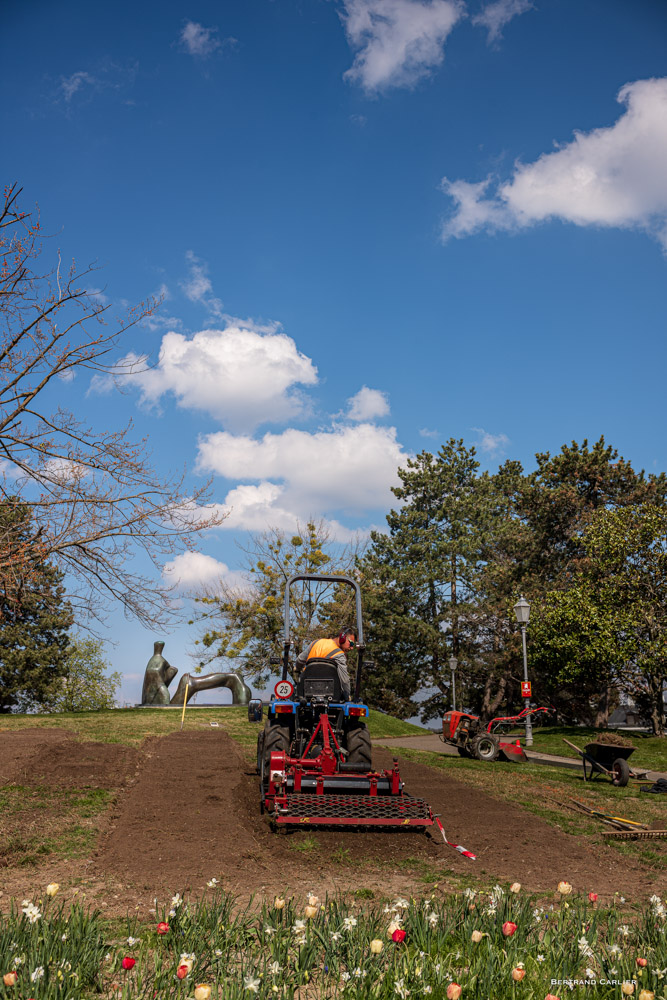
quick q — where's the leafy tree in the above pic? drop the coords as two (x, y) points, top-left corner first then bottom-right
(0, 501), (73, 713)
(194, 522), (360, 688)
(359, 440), (487, 721)
(0, 183), (226, 627)
(53, 636), (122, 713)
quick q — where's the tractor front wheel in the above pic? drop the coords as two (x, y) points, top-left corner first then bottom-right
(471, 732), (500, 762)
(346, 723), (372, 768)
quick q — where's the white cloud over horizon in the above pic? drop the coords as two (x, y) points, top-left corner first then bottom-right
(440, 78), (667, 251)
(162, 551), (244, 592)
(197, 422), (407, 519)
(346, 385), (390, 421)
(109, 325), (318, 432)
(341, 0), (464, 93)
(179, 22), (223, 58)
(472, 0), (534, 45)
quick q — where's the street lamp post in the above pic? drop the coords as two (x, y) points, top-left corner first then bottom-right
(513, 596), (533, 747)
(449, 655), (458, 712)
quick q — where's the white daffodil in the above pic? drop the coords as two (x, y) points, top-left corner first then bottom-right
(618, 924), (630, 937)
(578, 936), (594, 958)
(292, 920), (306, 933)
(394, 978), (410, 998)
(428, 912), (438, 928)
(341, 971), (350, 982)
(343, 916), (358, 931)
(609, 945), (622, 956)
(269, 961), (281, 975)
(585, 968), (596, 978)
(537, 955), (545, 963)
(393, 898), (409, 910)
(21, 902), (41, 924)
(30, 967), (45, 982)
(244, 974), (261, 993)
(463, 888), (475, 899)
(207, 878), (219, 888)
(126, 936), (140, 947)
(214, 949), (223, 957)
(330, 931), (342, 942)
(264, 925), (276, 937)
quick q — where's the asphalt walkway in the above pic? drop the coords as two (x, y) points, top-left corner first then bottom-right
(371, 733), (667, 782)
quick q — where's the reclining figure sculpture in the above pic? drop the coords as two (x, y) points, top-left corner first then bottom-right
(141, 641), (251, 707)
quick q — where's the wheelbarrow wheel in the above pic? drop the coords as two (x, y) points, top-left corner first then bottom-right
(612, 757), (630, 787)
(471, 732), (500, 762)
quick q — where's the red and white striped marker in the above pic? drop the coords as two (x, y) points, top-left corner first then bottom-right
(434, 816), (477, 860)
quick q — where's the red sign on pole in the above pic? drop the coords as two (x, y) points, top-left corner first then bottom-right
(521, 681), (532, 698)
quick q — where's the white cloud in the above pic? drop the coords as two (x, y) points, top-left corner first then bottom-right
(346, 386), (390, 421)
(162, 551), (243, 592)
(197, 422), (407, 516)
(472, 0), (533, 45)
(441, 78), (667, 251)
(419, 427), (439, 438)
(472, 427), (509, 453)
(117, 325), (318, 432)
(179, 22), (222, 58)
(60, 71), (96, 102)
(180, 251), (224, 318)
(341, 0), (465, 93)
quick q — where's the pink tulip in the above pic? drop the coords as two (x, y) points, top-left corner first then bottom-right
(502, 921), (517, 937)
(121, 958), (136, 971)
(157, 922), (169, 935)
(636, 958), (648, 968)
(447, 984), (462, 1000)
(512, 968), (526, 982)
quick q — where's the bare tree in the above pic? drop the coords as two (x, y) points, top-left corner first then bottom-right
(0, 183), (226, 626)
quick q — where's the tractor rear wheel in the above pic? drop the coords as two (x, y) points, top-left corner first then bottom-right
(261, 721), (291, 783)
(471, 732), (500, 762)
(346, 723), (372, 768)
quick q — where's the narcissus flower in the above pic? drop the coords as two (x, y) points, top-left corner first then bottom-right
(588, 892), (598, 903)
(304, 905), (318, 919)
(121, 958), (135, 971)
(45, 883), (59, 897)
(510, 882), (521, 893)
(502, 921), (518, 937)
(471, 930), (484, 943)
(637, 958), (648, 968)
(392, 928), (406, 943)
(446, 984), (462, 999)
(3, 973), (18, 987)
(512, 967), (526, 982)
(194, 985), (211, 1000)
(370, 939), (383, 954)
(274, 897), (285, 910)
(157, 922), (169, 935)
(557, 881), (572, 895)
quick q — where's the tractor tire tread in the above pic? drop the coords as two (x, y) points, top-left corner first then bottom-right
(346, 723), (372, 767)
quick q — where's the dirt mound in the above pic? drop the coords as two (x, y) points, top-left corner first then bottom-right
(29, 740), (139, 789)
(0, 728), (75, 785)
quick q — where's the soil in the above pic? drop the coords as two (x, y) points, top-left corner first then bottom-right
(0, 728), (664, 916)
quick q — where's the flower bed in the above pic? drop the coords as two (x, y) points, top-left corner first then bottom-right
(0, 884), (665, 999)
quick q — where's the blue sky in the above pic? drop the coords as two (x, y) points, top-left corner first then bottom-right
(2, 0), (667, 704)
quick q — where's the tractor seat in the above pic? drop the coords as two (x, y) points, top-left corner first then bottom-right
(297, 658), (343, 701)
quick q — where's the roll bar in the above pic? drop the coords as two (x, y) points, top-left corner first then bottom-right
(281, 573), (366, 701)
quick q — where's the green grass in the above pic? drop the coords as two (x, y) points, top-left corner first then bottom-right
(526, 724), (667, 771)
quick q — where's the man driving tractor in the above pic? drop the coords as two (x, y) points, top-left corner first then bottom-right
(295, 627), (356, 701)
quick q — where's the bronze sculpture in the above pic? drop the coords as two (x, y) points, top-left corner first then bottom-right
(140, 641), (252, 707)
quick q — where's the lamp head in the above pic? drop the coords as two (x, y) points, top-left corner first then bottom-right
(513, 595), (530, 625)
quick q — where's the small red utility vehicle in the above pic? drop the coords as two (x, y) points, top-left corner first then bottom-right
(441, 706), (550, 762)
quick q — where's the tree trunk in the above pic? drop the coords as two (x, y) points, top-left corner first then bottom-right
(648, 671), (665, 737)
(594, 684), (611, 728)
(481, 671), (508, 722)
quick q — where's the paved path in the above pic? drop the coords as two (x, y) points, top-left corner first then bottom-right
(371, 733), (667, 782)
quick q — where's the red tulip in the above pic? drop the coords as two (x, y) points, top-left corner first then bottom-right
(121, 957), (136, 971)
(636, 958), (648, 968)
(177, 965), (190, 980)
(588, 893), (598, 903)
(157, 922), (169, 935)
(502, 921), (517, 937)
(391, 928), (406, 943)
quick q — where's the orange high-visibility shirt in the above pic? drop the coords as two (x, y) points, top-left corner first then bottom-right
(306, 638), (341, 660)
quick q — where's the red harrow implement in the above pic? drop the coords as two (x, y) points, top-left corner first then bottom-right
(251, 574), (470, 854)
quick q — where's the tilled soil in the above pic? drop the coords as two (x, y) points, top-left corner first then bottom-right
(0, 727), (664, 914)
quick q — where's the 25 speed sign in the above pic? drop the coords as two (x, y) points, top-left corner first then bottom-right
(274, 680), (294, 700)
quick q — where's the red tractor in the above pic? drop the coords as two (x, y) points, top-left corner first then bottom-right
(442, 707), (550, 762)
